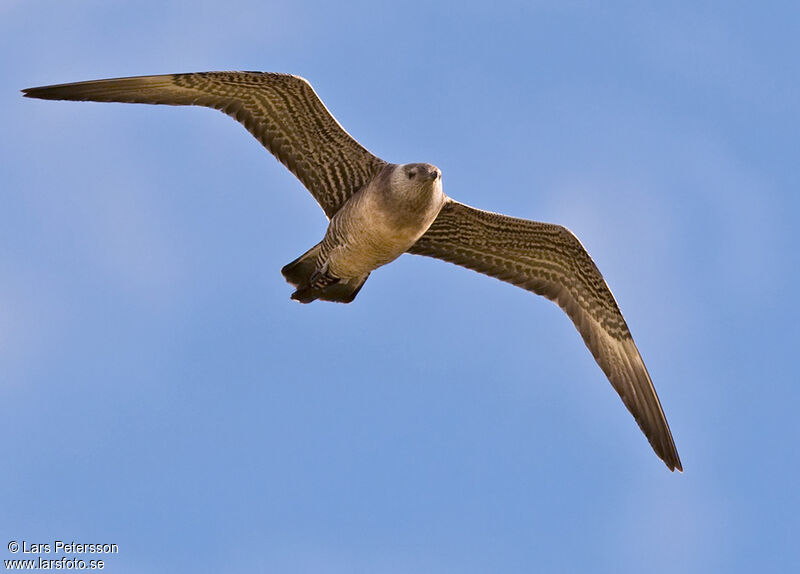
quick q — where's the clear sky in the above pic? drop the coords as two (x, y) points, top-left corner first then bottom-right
(2, 1), (798, 572)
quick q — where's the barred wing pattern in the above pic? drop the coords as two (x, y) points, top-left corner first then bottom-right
(409, 200), (682, 471)
(23, 72), (387, 217)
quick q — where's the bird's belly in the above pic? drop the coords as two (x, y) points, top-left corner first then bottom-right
(328, 223), (419, 278)
(324, 183), (445, 279)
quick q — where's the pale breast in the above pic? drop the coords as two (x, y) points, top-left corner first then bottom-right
(324, 177), (445, 278)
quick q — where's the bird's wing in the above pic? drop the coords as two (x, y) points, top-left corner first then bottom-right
(22, 72), (387, 218)
(408, 199), (682, 471)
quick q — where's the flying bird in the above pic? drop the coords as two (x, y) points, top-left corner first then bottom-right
(23, 72), (682, 471)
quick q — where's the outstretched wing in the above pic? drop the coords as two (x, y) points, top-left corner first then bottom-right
(23, 72), (387, 217)
(409, 199), (682, 471)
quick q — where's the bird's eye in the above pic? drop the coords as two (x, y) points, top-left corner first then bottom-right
(407, 170), (416, 179)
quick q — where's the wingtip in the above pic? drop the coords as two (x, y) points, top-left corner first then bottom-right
(21, 86), (54, 100)
(664, 454), (683, 473)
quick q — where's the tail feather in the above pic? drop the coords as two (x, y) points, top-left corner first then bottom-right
(281, 244), (322, 288)
(281, 245), (369, 304)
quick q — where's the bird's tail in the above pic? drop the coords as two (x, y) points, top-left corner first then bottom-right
(281, 244), (369, 304)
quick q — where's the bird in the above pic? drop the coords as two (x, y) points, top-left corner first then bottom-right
(22, 71), (682, 471)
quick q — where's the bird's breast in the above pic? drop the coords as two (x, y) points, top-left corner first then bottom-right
(324, 184), (445, 277)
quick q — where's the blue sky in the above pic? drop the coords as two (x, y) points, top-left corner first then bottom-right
(2, 1), (798, 572)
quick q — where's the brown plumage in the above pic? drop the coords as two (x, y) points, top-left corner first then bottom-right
(23, 71), (682, 471)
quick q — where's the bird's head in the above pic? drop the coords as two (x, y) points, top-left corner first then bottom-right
(387, 162), (442, 204)
(401, 162), (440, 185)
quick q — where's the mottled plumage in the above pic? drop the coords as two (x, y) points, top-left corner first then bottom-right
(23, 72), (682, 471)
(23, 72), (385, 217)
